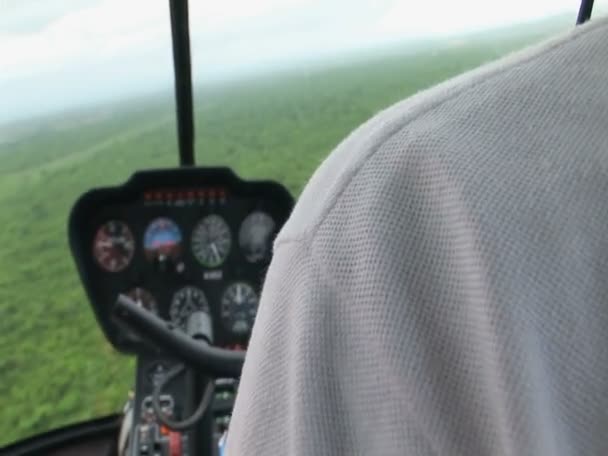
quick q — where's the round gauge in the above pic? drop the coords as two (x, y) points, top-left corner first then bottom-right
(93, 221), (135, 272)
(126, 287), (158, 314)
(170, 286), (210, 329)
(221, 282), (259, 335)
(239, 212), (276, 263)
(144, 218), (182, 262)
(192, 215), (232, 268)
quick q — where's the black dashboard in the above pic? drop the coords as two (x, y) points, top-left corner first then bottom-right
(69, 168), (294, 454)
(69, 167), (294, 355)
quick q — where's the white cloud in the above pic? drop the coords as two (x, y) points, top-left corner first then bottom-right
(0, 0), (580, 83)
(190, 0), (314, 31)
(0, 0), (601, 123)
(375, 0), (580, 39)
(0, 0), (169, 79)
(0, 0), (330, 83)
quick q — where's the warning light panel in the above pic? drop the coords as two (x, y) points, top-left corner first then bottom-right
(143, 187), (228, 207)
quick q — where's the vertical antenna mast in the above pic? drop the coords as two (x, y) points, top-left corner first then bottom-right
(169, 0), (195, 166)
(577, 0), (594, 24)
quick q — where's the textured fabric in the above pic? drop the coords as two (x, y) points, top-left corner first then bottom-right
(228, 17), (608, 456)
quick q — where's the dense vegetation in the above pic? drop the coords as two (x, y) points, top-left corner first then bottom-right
(0, 18), (570, 446)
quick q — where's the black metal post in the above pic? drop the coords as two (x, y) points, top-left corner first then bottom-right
(169, 0), (195, 166)
(577, 0), (594, 25)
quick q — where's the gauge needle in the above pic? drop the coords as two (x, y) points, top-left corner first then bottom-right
(211, 243), (220, 262)
(236, 284), (243, 304)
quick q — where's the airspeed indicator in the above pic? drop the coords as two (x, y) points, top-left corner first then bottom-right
(93, 221), (134, 272)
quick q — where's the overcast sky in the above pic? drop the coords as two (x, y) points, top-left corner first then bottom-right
(0, 0), (597, 124)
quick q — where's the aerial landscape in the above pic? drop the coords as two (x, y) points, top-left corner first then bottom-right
(0, 15), (573, 446)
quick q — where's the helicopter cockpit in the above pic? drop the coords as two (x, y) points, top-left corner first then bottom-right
(1, 0), (600, 455)
(69, 166), (292, 455)
(65, 5), (296, 455)
(4, 2), (296, 453)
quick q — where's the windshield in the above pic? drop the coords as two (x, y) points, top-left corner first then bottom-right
(0, 0), (601, 447)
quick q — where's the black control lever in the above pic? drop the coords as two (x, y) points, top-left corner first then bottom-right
(113, 294), (245, 377)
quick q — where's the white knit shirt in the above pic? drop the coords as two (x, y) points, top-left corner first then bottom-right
(228, 17), (608, 455)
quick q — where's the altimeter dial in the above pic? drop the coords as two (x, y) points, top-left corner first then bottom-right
(192, 215), (232, 268)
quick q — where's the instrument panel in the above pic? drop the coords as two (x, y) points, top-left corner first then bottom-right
(69, 167), (293, 354)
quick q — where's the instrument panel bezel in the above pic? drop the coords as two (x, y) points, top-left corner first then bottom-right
(68, 167), (294, 354)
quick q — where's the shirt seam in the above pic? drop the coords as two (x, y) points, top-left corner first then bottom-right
(275, 18), (608, 249)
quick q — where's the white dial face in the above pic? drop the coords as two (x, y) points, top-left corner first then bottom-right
(238, 212), (276, 263)
(170, 286), (210, 329)
(221, 282), (259, 335)
(192, 215), (232, 268)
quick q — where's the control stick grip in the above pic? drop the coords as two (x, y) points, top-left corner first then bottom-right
(113, 294), (245, 378)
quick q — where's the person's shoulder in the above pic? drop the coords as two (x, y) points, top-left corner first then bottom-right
(276, 17), (608, 245)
